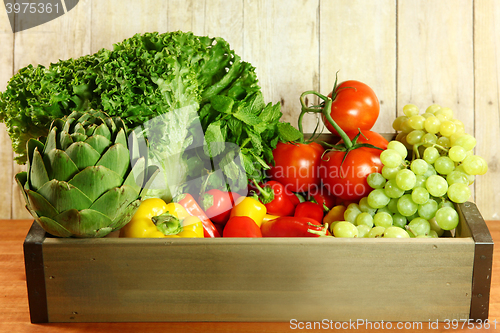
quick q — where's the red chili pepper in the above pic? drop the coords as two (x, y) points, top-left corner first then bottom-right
(260, 216), (329, 237)
(309, 193), (337, 212)
(294, 201), (325, 224)
(199, 189), (240, 225)
(223, 216), (263, 238)
(174, 193), (220, 238)
(253, 180), (296, 216)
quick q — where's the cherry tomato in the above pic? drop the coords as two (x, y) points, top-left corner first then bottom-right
(322, 80), (379, 135)
(268, 141), (324, 193)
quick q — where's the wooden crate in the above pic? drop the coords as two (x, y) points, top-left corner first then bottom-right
(23, 202), (493, 323)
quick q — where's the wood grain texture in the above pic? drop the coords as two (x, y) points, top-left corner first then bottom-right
(473, 0), (500, 220)
(0, 11), (14, 219)
(2, 219), (500, 332)
(319, 0), (397, 133)
(40, 236), (473, 323)
(243, 0), (319, 132)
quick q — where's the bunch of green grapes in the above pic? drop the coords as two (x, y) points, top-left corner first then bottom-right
(331, 104), (488, 239)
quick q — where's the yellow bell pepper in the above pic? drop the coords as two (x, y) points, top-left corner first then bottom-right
(119, 198), (204, 238)
(229, 196), (267, 227)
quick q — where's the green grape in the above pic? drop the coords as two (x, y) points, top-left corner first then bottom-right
(396, 169), (417, 190)
(392, 213), (407, 228)
(406, 130), (425, 145)
(397, 194), (418, 216)
(423, 147), (440, 164)
(449, 146), (467, 162)
(367, 189), (390, 209)
(383, 226), (410, 238)
(367, 173), (386, 189)
(453, 134), (476, 151)
(357, 225), (371, 238)
(424, 116), (441, 134)
(426, 175), (448, 197)
(429, 218), (444, 236)
(418, 199), (438, 220)
(355, 212), (374, 228)
(366, 226), (386, 238)
(392, 115), (409, 131)
(377, 206), (391, 214)
(428, 230), (439, 238)
(447, 183), (471, 203)
(436, 136), (451, 148)
(423, 164), (437, 178)
(434, 156), (455, 175)
(403, 104), (420, 117)
(400, 120), (413, 134)
(462, 155), (488, 175)
(406, 217), (431, 236)
(387, 140), (408, 159)
(414, 174), (427, 188)
(421, 133), (438, 147)
(449, 132), (464, 146)
(380, 149), (403, 168)
(407, 115), (426, 130)
(439, 120), (456, 137)
(452, 118), (465, 132)
(359, 197), (377, 216)
(382, 166), (401, 180)
(384, 179), (405, 198)
(435, 108), (453, 121)
(387, 198), (399, 214)
(410, 159), (429, 175)
(455, 164), (476, 185)
(373, 212), (393, 228)
(435, 207), (459, 230)
(412, 187), (430, 204)
(446, 170), (469, 185)
(438, 199), (455, 209)
(407, 229), (416, 238)
(344, 205), (361, 223)
(333, 221), (359, 237)
(426, 104), (441, 114)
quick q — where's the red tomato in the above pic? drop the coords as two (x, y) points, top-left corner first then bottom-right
(320, 146), (384, 202)
(268, 142), (324, 193)
(199, 189), (240, 225)
(322, 80), (379, 135)
(339, 130), (389, 150)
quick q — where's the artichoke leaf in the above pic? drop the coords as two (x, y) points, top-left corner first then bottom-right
(73, 122), (86, 135)
(43, 149), (79, 181)
(71, 132), (88, 142)
(37, 179), (93, 212)
(29, 148), (50, 191)
(37, 216), (73, 238)
(59, 131), (74, 151)
(96, 143), (130, 178)
(65, 141), (101, 170)
(139, 165), (161, 198)
(85, 135), (112, 155)
(43, 127), (58, 154)
(15, 172), (30, 204)
(52, 209), (113, 238)
(95, 122), (112, 141)
(27, 138), (45, 167)
(25, 188), (59, 218)
(68, 166), (123, 202)
(89, 185), (140, 224)
(114, 128), (128, 149)
(110, 199), (141, 230)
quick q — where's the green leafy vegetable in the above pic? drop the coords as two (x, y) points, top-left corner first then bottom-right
(0, 31), (300, 201)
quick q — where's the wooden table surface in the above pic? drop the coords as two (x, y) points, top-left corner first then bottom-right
(1, 219), (499, 333)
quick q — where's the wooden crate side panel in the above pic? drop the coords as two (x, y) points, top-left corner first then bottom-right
(42, 238), (474, 323)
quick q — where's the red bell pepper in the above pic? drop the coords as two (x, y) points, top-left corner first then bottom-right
(199, 189), (240, 225)
(253, 180), (296, 216)
(309, 193), (337, 212)
(260, 216), (329, 237)
(294, 201), (325, 224)
(223, 216), (263, 238)
(174, 193), (220, 238)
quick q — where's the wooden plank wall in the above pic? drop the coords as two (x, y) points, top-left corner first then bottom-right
(0, 0), (499, 220)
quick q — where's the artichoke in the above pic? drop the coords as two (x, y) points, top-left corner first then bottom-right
(15, 110), (159, 238)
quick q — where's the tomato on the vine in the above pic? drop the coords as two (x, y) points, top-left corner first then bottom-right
(320, 130), (388, 201)
(322, 80), (379, 135)
(268, 141), (324, 193)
